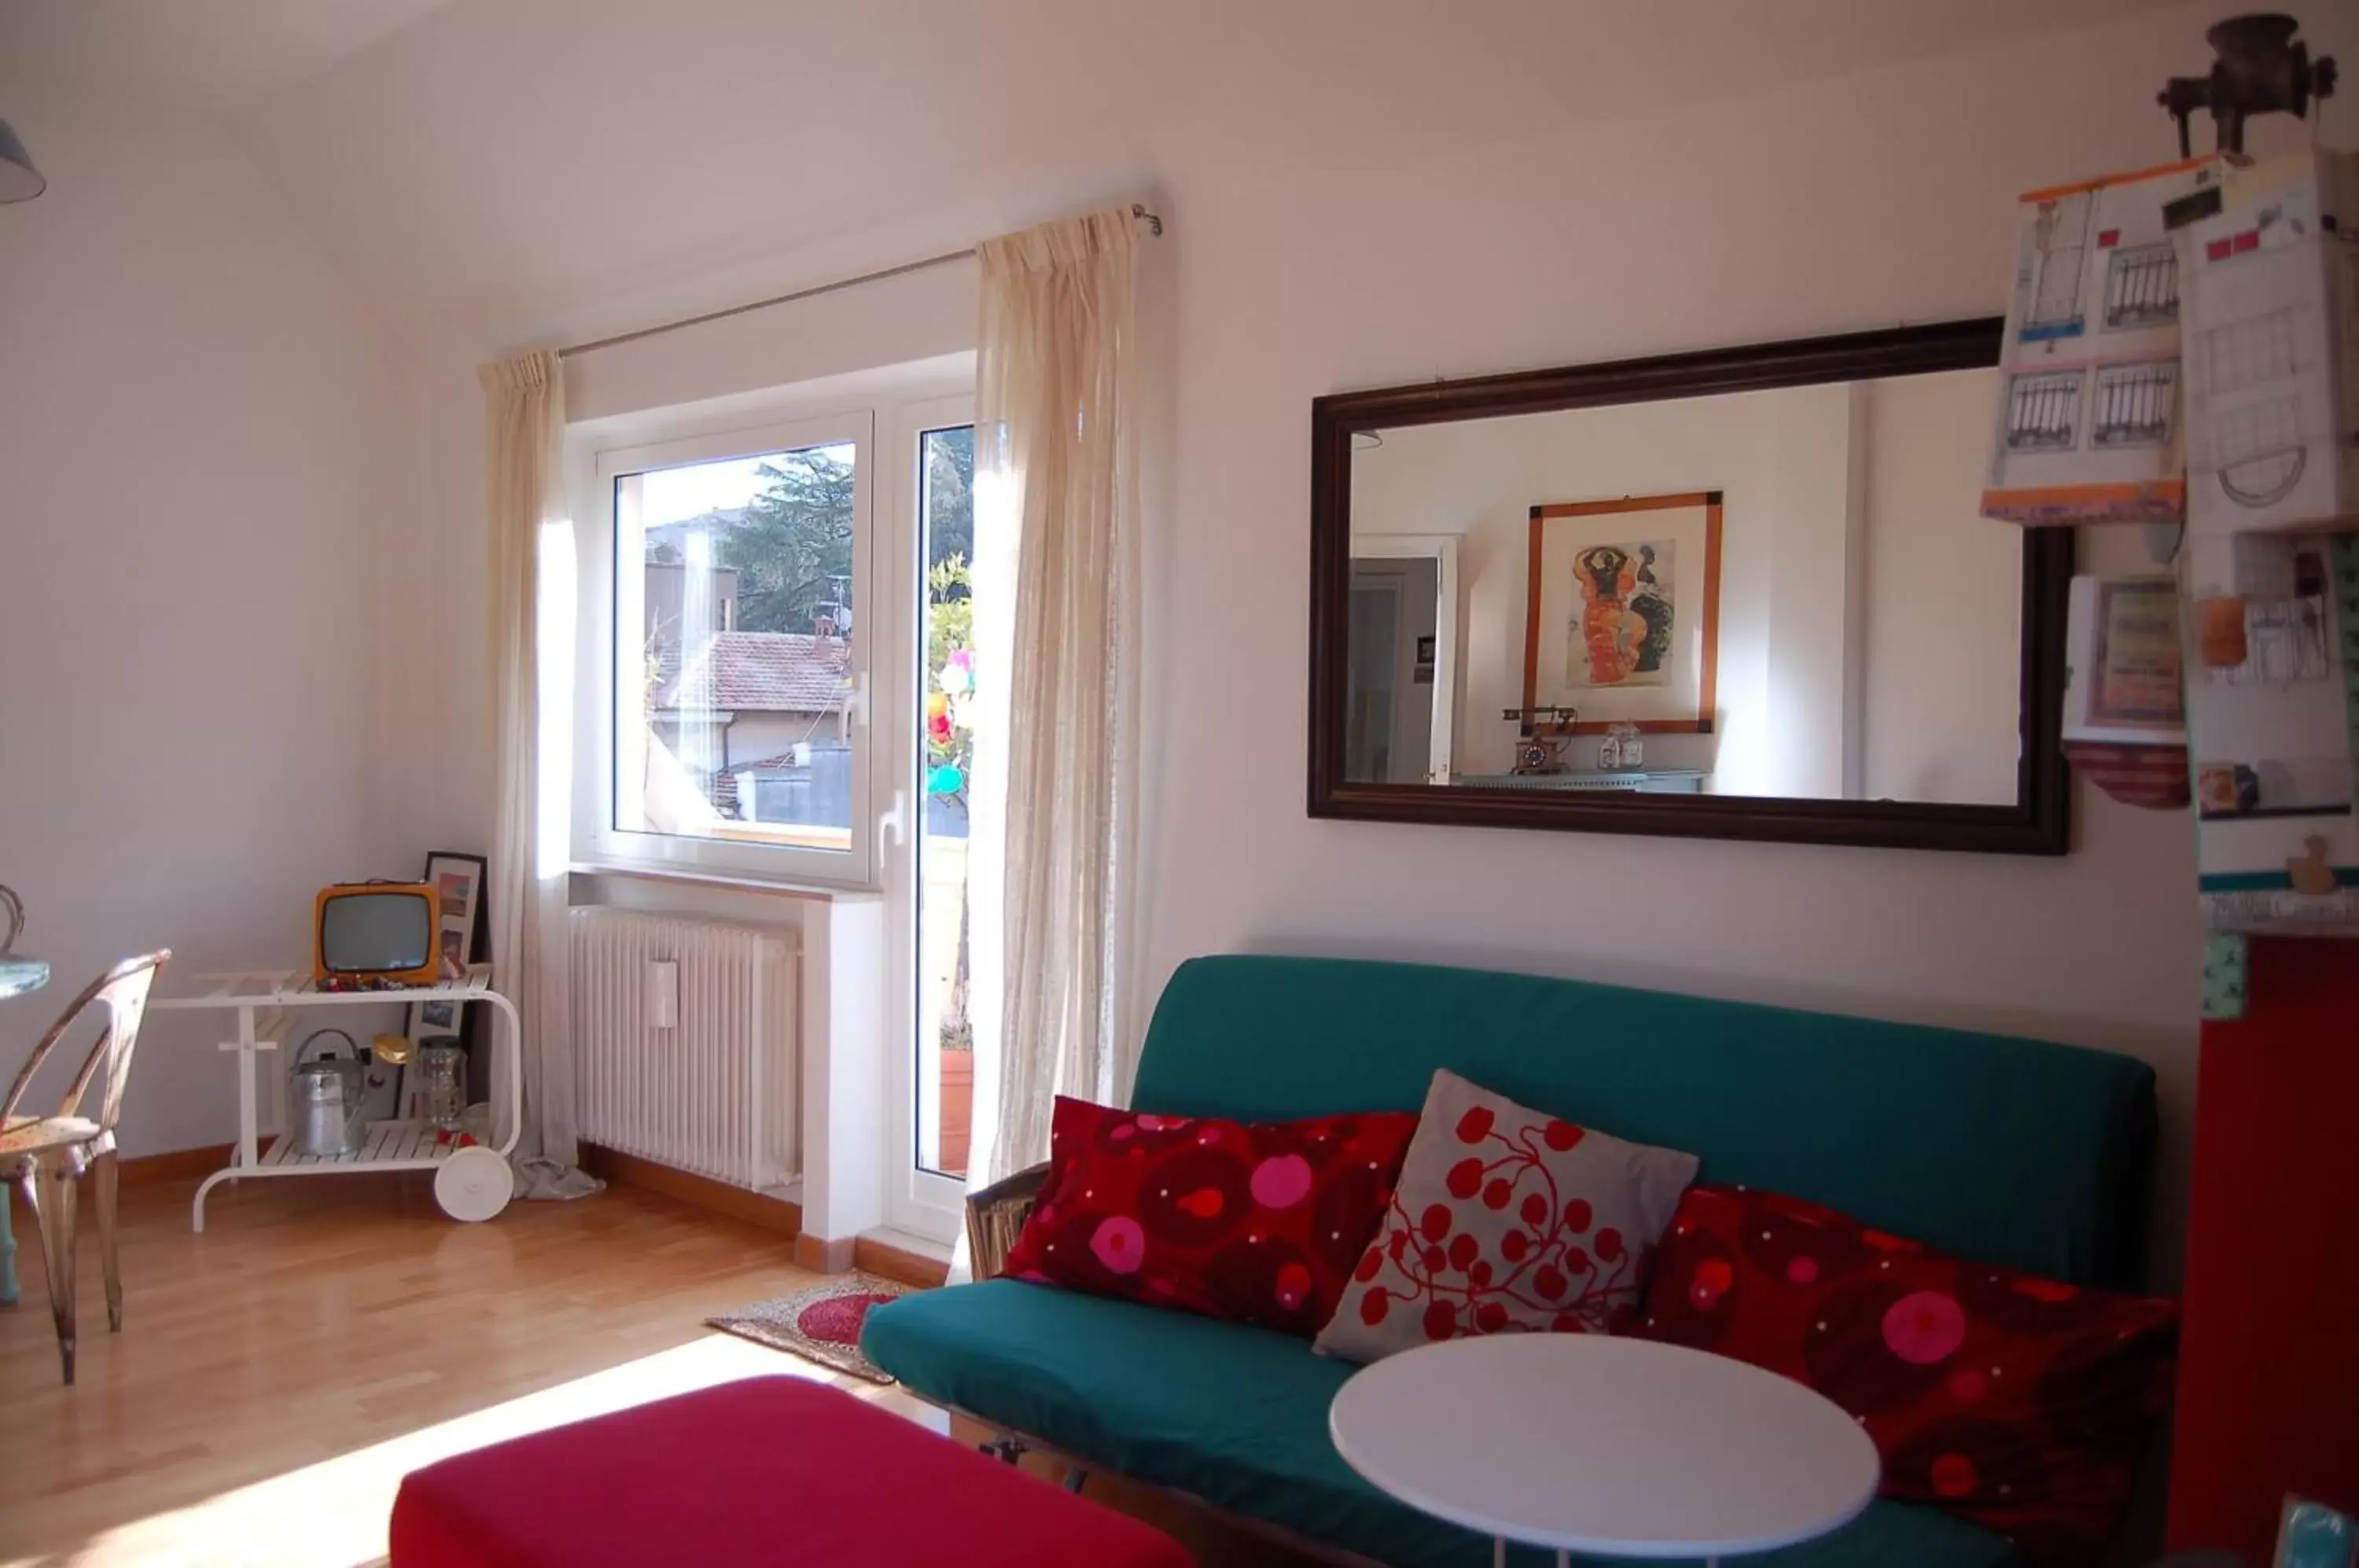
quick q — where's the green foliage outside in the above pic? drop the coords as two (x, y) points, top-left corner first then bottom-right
(720, 444), (858, 635)
(711, 428), (973, 647)
(924, 425), (973, 570)
(922, 428), (977, 795)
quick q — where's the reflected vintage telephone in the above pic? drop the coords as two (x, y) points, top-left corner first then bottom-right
(1503, 705), (1581, 775)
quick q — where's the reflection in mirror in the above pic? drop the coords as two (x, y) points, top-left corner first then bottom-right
(1345, 536), (1455, 785)
(1345, 367), (2023, 804)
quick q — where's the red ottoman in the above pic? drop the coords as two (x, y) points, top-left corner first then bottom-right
(389, 1376), (1193, 1568)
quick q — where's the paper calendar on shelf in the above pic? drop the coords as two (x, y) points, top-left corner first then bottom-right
(1982, 156), (2234, 528)
(2175, 151), (2359, 543)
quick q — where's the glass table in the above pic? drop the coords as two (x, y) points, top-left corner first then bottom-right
(1, 955), (47, 1302)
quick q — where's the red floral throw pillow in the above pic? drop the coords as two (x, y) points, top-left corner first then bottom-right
(999, 1096), (1419, 1337)
(1632, 1184), (2178, 1567)
(1312, 1070), (1700, 1362)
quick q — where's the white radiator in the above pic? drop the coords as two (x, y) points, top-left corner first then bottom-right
(569, 907), (797, 1190)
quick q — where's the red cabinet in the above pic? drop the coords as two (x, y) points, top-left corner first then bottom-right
(2167, 937), (2359, 1559)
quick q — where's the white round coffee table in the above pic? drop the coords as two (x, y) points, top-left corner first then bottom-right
(1330, 1334), (1879, 1566)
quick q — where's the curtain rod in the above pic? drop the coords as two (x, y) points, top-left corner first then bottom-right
(558, 204), (1164, 361)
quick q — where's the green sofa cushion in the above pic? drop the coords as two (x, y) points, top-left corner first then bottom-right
(863, 1280), (2019, 1568)
(1132, 956), (2157, 1290)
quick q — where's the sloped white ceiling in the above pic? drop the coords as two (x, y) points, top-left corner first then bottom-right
(0, 0), (460, 110)
(8, 0), (2195, 334)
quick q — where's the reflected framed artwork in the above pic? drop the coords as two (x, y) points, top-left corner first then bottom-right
(1522, 491), (1722, 734)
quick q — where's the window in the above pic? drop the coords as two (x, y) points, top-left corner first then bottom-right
(914, 422), (976, 1180)
(881, 393), (980, 1242)
(581, 368), (981, 1247)
(594, 411), (876, 884)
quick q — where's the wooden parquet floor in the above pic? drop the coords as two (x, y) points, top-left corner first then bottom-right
(0, 1169), (1312, 1568)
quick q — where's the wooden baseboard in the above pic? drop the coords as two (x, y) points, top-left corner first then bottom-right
(855, 1234), (951, 1289)
(792, 1231), (856, 1273)
(543, 1144), (945, 1288)
(116, 1144), (234, 1187)
(577, 1143), (802, 1241)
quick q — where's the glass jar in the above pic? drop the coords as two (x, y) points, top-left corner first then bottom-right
(414, 1040), (468, 1132)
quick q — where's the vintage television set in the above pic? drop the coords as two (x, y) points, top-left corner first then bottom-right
(312, 883), (441, 987)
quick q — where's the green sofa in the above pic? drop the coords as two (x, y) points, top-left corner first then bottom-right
(862, 955), (2159, 1567)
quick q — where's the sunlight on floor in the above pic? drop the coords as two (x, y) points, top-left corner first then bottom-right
(10, 1337), (945, 1568)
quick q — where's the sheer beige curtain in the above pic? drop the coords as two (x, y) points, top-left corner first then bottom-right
(964, 208), (1143, 1195)
(482, 351), (581, 1173)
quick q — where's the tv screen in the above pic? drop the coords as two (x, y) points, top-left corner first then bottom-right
(319, 892), (432, 974)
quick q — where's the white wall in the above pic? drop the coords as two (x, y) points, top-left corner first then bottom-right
(565, 260), (978, 427)
(1761, 384), (1865, 799)
(364, 0), (2356, 1279)
(1861, 370), (2026, 805)
(0, 81), (393, 1156)
(1143, 5), (2353, 1283)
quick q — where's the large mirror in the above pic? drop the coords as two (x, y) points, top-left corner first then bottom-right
(1308, 321), (2071, 853)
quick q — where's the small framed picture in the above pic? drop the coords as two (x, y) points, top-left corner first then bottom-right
(402, 851), (489, 1107)
(423, 850), (489, 977)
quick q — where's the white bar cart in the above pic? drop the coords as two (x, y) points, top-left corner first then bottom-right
(153, 966), (521, 1230)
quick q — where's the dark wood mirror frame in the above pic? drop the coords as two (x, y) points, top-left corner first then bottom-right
(1308, 318), (2074, 855)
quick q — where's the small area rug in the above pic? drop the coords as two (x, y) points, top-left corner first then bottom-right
(705, 1275), (911, 1384)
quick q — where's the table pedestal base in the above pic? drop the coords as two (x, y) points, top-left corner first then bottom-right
(1492, 1543), (1717, 1567)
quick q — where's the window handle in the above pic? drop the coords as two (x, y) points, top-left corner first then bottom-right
(879, 789), (909, 852)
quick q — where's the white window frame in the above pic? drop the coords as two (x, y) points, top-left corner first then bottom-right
(570, 356), (977, 1249)
(884, 392), (980, 1242)
(585, 410), (878, 886)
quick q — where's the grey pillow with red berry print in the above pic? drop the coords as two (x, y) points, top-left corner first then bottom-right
(1313, 1069), (1700, 1362)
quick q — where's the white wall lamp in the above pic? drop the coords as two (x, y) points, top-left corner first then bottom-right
(0, 120), (46, 203)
